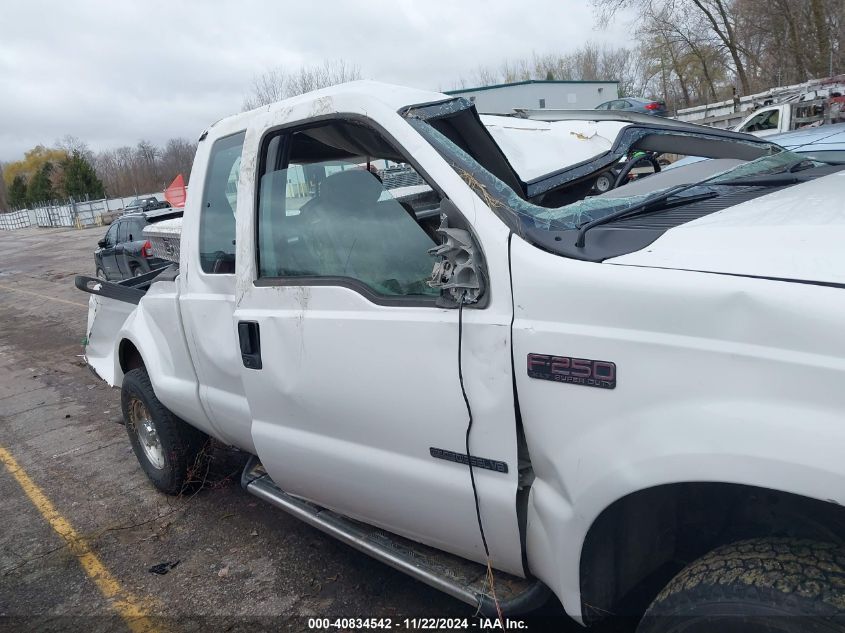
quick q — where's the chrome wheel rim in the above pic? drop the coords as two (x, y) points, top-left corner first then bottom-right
(128, 397), (165, 469)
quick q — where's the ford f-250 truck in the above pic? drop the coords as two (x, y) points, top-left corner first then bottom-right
(76, 81), (845, 631)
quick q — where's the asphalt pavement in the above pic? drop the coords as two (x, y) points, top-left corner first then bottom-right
(0, 225), (489, 632)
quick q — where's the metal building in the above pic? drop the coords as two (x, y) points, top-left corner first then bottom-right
(445, 79), (619, 114)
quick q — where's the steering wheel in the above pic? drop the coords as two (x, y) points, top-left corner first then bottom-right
(613, 153), (662, 189)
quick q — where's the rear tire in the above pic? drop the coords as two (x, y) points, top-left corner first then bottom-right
(121, 367), (209, 495)
(637, 538), (845, 633)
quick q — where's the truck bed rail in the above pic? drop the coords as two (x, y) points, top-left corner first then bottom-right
(74, 265), (177, 305)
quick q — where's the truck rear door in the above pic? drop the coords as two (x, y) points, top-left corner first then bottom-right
(178, 129), (257, 454)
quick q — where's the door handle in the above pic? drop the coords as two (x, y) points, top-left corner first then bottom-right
(237, 321), (262, 370)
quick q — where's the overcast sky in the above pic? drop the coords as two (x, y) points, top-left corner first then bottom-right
(0, 1), (633, 162)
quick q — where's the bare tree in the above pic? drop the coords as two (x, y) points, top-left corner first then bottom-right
(242, 59), (362, 110)
(159, 138), (196, 184)
(460, 44), (645, 97)
(594, 0), (843, 100)
(55, 135), (95, 162)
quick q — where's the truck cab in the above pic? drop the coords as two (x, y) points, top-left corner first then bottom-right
(735, 104), (789, 136)
(78, 82), (845, 631)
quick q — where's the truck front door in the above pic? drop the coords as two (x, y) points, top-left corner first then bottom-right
(233, 117), (524, 574)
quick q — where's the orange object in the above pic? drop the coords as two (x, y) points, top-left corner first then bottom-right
(164, 174), (187, 208)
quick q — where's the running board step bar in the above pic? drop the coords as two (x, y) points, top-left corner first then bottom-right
(241, 457), (549, 616)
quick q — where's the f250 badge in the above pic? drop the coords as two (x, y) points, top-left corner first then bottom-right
(527, 354), (616, 389)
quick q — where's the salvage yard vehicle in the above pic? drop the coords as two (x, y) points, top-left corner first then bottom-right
(94, 207), (182, 280)
(76, 81), (845, 631)
(122, 196), (171, 213)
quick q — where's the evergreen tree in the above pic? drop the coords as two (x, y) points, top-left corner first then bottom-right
(27, 163), (55, 205)
(8, 175), (28, 208)
(62, 150), (105, 199)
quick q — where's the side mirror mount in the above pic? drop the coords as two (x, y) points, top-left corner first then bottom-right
(427, 203), (486, 308)
(98, 239), (107, 248)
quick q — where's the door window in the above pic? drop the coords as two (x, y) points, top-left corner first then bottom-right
(257, 121), (441, 298)
(199, 131), (245, 274)
(127, 218), (146, 242)
(103, 224), (118, 247)
(116, 221), (129, 244)
(742, 109), (780, 132)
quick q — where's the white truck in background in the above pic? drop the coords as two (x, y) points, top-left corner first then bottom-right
(76, 81), (845, 631)
(676, 74), (845, 136)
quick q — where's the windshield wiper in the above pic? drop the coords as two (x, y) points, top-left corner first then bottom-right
(574, 185), (718, 248)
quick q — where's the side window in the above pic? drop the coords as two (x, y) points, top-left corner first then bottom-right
(257, 121), (441, 298)
(104, 224), (118, 247)
(742, 110), (779, 132)
(199, 131), (245, 274)
(116, 221), (129, 244)
(127, 219), (145, 242)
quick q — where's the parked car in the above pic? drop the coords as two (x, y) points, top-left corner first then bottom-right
(94, 208), (181, 280)
(77, 82), (845, 630)
(595, 96), (668, 116)
(122, 196), (171, 213)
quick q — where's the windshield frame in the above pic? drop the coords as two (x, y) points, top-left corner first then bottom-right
(406, 114), (799, 234)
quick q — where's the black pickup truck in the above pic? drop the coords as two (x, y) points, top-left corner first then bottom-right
(94, 208), (181, 280)
(123, 196), (171, 213)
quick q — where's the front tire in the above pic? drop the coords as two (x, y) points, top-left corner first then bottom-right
(121, 368), (209, 495)
(637, 538), (845, 633)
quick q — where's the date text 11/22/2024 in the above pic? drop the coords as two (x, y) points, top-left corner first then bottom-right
(307, 617), (529, 630)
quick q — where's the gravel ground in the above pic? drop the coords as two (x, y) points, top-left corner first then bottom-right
(0, 225), (593, 633)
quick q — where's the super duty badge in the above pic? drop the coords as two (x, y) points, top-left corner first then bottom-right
(527, 354), (616, 390)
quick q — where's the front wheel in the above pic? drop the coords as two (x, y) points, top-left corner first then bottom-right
(121, 368), (209, 495)
(637, 538), (845, 633)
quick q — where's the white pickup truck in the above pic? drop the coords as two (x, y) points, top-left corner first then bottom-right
(77, 81), (845, 631)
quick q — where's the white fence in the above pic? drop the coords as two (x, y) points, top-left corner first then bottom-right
(0, 192), (168, 231)
(0, 210), (32, 231)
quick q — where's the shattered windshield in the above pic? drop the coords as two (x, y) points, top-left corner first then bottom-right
(413, 119), (805, 232)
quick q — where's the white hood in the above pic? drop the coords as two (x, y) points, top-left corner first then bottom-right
(607, 170), (845, 284)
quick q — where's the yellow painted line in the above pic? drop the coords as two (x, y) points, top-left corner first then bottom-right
(0, 445), (160, 633)
(0, 283), (88, 308)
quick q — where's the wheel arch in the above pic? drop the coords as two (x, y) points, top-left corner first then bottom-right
(577, 481), (845, 623)
(118, 337), (146, 373)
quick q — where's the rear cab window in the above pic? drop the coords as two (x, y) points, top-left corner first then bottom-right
(199, 131), (245, 274)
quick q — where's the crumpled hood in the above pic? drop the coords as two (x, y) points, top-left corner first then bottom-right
(607, 170), (845, 285)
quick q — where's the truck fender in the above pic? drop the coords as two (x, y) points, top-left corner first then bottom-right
(524, 398), (845, 621)
(112, 287), (216, 437)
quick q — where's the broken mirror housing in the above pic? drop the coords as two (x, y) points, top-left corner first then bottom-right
(428, 214), (485, 306)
